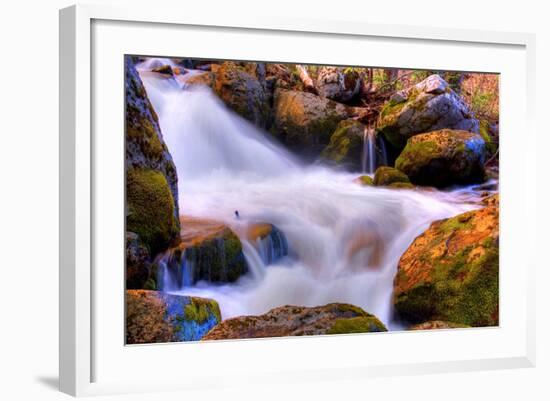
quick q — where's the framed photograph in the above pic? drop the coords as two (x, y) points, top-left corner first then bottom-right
(59, 4), (536, 396)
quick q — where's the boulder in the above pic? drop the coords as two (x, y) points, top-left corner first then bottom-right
(316, 67), (362, 102)
(272, 89), (354, 157)
(202, 303), (386, 340)
(126, 290), (221, 344)
(395, 129), (486, 187)
(320, 119), (365, 170)
(373, 166), (412, 187)
(393, 204), (499, 327)
(125, 56), (180, 257)
(151, 64), (174, 76)
(158, 217), (248, 286)
(211, 61), (271, 128)
(377, 74), (479, 148)
(183, 71), (214, 88)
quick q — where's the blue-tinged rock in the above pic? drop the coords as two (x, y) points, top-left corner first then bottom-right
(126, 290), (221, 344)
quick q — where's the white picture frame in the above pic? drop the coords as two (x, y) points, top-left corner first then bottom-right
(59, 3), (536, 397)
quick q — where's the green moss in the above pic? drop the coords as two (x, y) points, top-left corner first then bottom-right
(373, 166), (411, 186)
(395, 140), (439, 173)
(126, 168), (178, 256)
(356, 175), (374, 186)
(143, 277), (157, 290)
(479, 119), (497, 155)
(126, 105), (166, 160)
(395, 226), (499, 327)
(388, 182), (414, 189)
(183, 298), (222, 324)
(320, 120), (364, 166)
(327, 316), (387, 334)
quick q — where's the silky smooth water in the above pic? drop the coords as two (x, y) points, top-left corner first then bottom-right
(137, 63), (481, 329)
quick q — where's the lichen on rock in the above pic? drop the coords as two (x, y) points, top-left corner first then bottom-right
(393, 203), (499, 327)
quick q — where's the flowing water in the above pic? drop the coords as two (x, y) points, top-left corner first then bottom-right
(137, 61), (484, 329)
(362, 126), (388, 174)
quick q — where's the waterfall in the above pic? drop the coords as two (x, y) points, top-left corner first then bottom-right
(137, 61), (477, 328)
(362, 127), (388, 174)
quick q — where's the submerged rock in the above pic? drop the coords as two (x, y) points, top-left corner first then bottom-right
(272, 89), (354, 157)
(126, 290), (221, 344)
(393, 204), (499, 327)
(320, 119), (366, 170)
(395, 129), (486, 187)
(159, 217), (248, 286)
(151, 64), (174, 76)
(354, 175), (374, 186)
(202, 303), (386, 340)
(377, 74), (479, 148)
(211, 61), (271, 128)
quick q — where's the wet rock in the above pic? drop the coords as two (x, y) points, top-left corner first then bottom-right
(125, 56), (180, 254)
(373, 166), (411, 187)
(211, 61), (271, 128)
(272, 89), (354, 157)
(395, 129), (486, 187)
(320, 119), (366, 170)
(202, 303), (386, 340)
(126, 290), (221, 344)
(354, 175), (374, 186)
(377, 74), (479, 148)
(152, 64), (174, 76)
(393, 204), (499, 327)
(184, 71), (214, 88)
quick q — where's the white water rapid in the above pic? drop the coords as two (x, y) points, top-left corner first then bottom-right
(137, 60), (482, 329)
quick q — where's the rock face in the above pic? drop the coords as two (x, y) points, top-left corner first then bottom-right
(126, 290), (221, 344)
(373, 166), (412, 187)
(272, 89), (354, 157)
(316, 67), (362, 102)
(409, 321), (470, 330)
(393, 202), (499, 327)
(211, 61), (271, 128)
(126, 232), (152, 289)
(125, 57), (180, 288)
(320, 119), (365, 170)
(377, 74), (479, 148)
(395, 129), (486, 187)
(202, 303), (387, 340)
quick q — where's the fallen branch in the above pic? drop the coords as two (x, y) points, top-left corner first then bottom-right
(296, 65), (317, 94)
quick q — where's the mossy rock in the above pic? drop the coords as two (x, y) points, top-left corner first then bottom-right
(126, 290), (221, 344)
(327, 316), (387, 334)
(393, 204), (499, 327)
(320, 119), (365, 170)
(272, 89), (353, 158)
(126, 168), (179, 256)
(395, 129), (487, 187)
(376, 74), (479, 149)
(159, 217), (249, 286)
(373, 166), (411, 186)
(125, 56), (180, 228)
(354, 175), (374, 186)
(126, 231), (152, 289)
(202, 303), (386, 340)
(408, 320), (470, 330)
